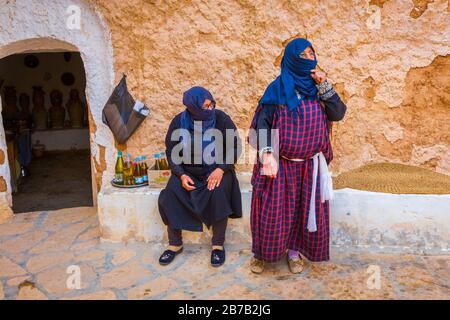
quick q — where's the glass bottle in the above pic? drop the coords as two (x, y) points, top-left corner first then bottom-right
(114, 151), (124, 185)
(154, 153), (161, 170)
(159, 152), (170, 170)
(140, 156), (148, 182)
(124, 153), (133, 185)
(133, 157), (143, 184)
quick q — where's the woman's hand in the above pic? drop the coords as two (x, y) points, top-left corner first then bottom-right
(262, 152), (278, 178)
(180, 174), (196, 191)
(310, 69), (327, 84)
(207, 168), (224, 190)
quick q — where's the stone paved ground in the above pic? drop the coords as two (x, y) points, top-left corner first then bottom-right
(0, 207), (449, 300)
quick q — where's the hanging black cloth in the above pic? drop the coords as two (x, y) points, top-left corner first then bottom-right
(102, 75), (150, 144)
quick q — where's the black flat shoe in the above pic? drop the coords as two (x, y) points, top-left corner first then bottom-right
(159, 247), (183, 266)
(211, 249), (226, 267)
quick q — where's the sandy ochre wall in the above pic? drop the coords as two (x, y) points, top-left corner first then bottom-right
(94, 0), (450, 176)
(0, 0), (449, 217)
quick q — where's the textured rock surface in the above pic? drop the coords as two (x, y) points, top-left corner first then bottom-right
(94, 0), (450, 175)
(0, 0), (449, 218)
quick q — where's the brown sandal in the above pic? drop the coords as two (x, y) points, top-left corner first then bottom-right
(287, 255), (304, 274)
(250, 257), (265, 274)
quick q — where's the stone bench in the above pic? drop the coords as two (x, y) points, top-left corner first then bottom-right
(97, 174), (450, 254)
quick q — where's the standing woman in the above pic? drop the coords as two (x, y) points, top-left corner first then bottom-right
(158, 86), (242, 267)
(249, 38), (346, 274)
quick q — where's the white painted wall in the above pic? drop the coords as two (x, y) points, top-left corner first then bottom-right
(98, 181), (450, 254)
(329, 188), (450, 252)
(32, 128), (89, 151)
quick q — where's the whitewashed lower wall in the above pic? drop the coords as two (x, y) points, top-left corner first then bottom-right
(98, 182), (450, 254)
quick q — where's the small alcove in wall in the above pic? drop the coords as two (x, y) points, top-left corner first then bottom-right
(0, 51), (93, 213)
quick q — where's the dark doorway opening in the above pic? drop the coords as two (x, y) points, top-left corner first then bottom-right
(0, 51), (93, 213)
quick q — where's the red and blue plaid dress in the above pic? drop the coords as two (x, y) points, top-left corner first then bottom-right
(250, 97), (333, 262)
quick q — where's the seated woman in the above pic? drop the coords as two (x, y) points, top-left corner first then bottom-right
(158, 86), (242, 267)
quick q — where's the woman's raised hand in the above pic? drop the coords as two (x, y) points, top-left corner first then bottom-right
(206, 168), (224, 191)
(180, 174), (196, 191)
(310, 69), (327, 84)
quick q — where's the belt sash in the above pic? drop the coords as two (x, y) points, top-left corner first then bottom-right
(281, 152), (334, 232)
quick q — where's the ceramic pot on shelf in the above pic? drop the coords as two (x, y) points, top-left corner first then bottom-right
(19, 93), (32, 129)
(2, 86), (19, 122)
(31, 86), (48, 130)
(49, 89), (65, 129)
(67, 89), (83, 128)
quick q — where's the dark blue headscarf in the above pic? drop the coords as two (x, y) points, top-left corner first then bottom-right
(181, 86), (216, 132)
(180, 87), (216, 165)
(259, 38), (318, 111)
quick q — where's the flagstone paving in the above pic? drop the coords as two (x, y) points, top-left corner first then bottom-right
(0, 207), (448, 300)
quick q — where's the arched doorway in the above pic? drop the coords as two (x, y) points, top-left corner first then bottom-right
(1, 50), (94, 213)
(0, 0), (115, 219)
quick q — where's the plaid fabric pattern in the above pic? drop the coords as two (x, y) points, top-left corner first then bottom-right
(251, 98), (333, 262)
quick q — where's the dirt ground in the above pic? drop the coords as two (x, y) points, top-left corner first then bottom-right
(12, 151), (93, 213)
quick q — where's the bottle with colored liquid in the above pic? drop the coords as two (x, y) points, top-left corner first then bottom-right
(114, 151), (124, 185)
(124, 153), (134, 185)
(159, 151), (170, 170)
(154, 153), (161, 170)
(133, 157), (143, 184)
(140, 156), (148, 182)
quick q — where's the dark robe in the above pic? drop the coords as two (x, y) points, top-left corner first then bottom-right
(250, 91), (347, 263)
(158, 109), (243, 232)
